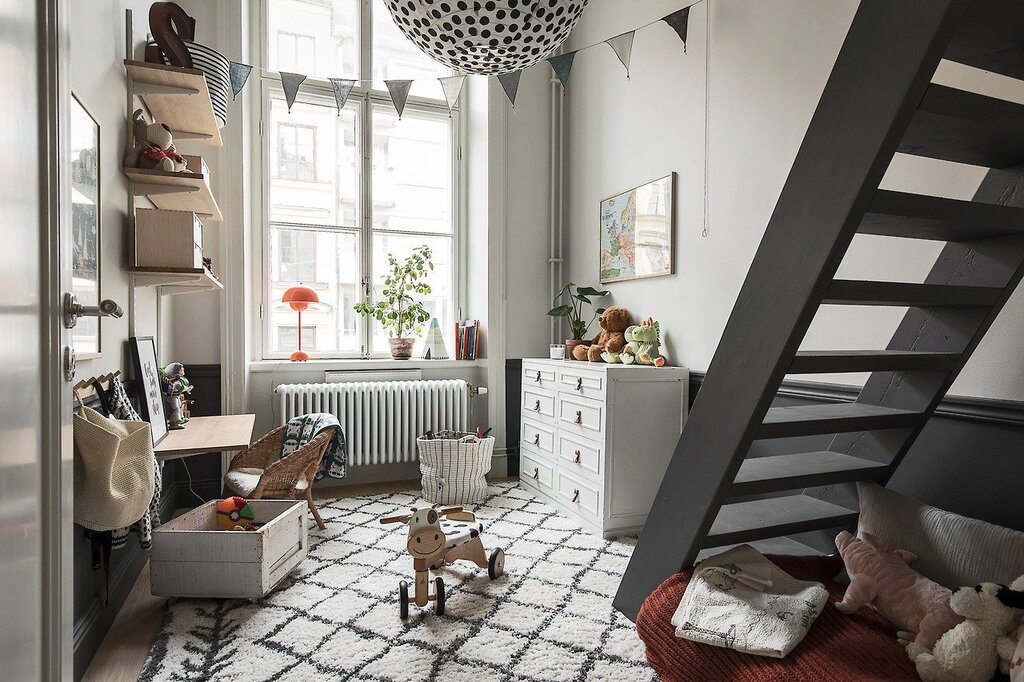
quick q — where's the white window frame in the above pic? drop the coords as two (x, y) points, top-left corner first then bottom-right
(253, 0), (466, 361)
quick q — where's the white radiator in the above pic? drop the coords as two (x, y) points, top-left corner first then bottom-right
(275, 380), (470, 466)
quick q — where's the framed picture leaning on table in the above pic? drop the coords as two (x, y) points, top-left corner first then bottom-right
(130, 336), (167, 445)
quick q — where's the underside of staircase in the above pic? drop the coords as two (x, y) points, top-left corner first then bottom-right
(614, 0), (1024, 621)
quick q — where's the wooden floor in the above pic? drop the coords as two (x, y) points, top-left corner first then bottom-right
(82, 480), (422, 682)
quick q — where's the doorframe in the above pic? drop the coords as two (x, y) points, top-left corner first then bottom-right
(39, 0), (72, 678)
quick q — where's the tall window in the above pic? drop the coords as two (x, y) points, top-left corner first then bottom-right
(263, 0), (459, 358)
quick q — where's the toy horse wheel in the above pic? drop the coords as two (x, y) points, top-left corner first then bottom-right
(488, 547), (505, 579)
(434, 577), (445, 616)
(398, 580), (409, 620)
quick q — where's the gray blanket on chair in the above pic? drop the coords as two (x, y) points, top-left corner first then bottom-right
(280, 413), (347, 480)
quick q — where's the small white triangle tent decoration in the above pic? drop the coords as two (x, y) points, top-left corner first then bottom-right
(422, 318), (449, 359)
(605, 31), (636, 77)
(280, 71), (307, 113)
(385, 80), (414, 119)
(438, 75), (467, 116)
(328, 78), (357, 115)
(497, 70), (523, 108)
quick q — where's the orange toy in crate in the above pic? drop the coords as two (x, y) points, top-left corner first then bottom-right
(216, 496), (255, 530)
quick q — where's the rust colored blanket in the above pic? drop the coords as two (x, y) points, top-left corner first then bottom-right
(636, 553), (920, 682)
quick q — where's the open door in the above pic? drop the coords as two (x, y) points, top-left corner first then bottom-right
(0, 0), (72, 678)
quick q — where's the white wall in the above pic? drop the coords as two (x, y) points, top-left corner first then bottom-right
(71, 1), (164, 379)
(559, 0), (1024, 401)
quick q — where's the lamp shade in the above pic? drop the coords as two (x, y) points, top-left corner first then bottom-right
(282, 286), (319, 312)
(383, 0), (588, 75)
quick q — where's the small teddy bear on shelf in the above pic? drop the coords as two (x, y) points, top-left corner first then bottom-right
(572, 305), (630, 362)
(621, 317), (666, 366)
(124, 108), (188, 173)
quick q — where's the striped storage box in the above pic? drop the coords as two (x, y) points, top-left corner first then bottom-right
(417, 431), (494, 505)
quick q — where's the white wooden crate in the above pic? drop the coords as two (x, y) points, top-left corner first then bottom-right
(150, 499), (308, 599)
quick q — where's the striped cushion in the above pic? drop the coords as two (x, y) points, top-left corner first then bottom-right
(857, 482), (1024, 589)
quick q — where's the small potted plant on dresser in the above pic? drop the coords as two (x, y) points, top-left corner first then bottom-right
(354, 245), (433, 360)
(547, 282), (609, 360)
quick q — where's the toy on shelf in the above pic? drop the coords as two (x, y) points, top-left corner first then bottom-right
(124, 108), (188, 173)
(572, 304), (628, 362)
(621, 317), (666, 366)
(161, 362), (193, 429)
(380, 505), (505, 619)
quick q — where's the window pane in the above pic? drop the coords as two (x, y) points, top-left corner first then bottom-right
(269, 97), (359, 228)
(269, 227), (360, 355)
(267, 0), (359, 79)
(372, 4), (451, 98)
(370, 233), (454, 354)
(372, 106), (452, 234)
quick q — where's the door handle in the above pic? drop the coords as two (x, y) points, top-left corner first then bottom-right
(574, 410), (582, 424)
(63, 293), (123, 329)
(573, 450), (581, 464)
(575, 377), (583, 391)
(571, 489), (580, 503)
(532, 467), (539, 479)
(535, 371), (541, 383)
(533, 434), (540, 446)
(534, 399), (541, 411)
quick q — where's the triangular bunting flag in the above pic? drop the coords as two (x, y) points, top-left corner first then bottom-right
(497, 70), (522, 108)
(547, 51), (578, 92)
(280, 71), (306, 113)
(385, 80), (414, 119)
(229, 62), (253, 100)
(605, 31), (635, 77)
(328, 78), (357, 115)
(438, 75), (467, 116)
(663, 7), (690, 52)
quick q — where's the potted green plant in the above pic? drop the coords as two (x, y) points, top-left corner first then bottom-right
(547, 282), (609, 359)
(354, 245), (433, 360)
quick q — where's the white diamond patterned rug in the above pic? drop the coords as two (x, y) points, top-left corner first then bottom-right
(139, 481), (655, 681)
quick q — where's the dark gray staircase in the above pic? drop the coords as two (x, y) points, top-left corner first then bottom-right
(614, 0), (1024, 621)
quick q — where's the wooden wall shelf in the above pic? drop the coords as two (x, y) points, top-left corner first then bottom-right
(127, 266), (224, 296)
(125, 60), (223, 147)
(123, 167), (223, 221)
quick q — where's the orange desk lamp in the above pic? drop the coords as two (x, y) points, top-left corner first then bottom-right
(282, 286), (319, 361)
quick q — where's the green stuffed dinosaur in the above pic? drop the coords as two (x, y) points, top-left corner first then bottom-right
(621, 317), (666, 367)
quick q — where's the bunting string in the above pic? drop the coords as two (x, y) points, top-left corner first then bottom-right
(228, 1), (703, 115)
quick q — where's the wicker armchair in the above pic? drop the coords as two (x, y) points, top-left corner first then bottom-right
(223, 425), (337, 530)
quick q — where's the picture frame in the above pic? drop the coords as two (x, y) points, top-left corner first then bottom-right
(129, 336), (167, 445)
(70, 91), (102, 358)
(599, 172), (676, 284)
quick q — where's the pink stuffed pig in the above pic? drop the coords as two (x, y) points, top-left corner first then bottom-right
(835, 531), (963, 650)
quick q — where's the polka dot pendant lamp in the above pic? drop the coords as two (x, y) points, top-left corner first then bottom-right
(384, 0), (589, 75)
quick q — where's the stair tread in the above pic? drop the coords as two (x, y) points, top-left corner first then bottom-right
(861, 189), (1024, 241)
(945, 0), (1024, 81)
(790, 349), (961, 373)
(899, 84), (1024, 168)
(705, 495), (858, 548)
(824, 280), (1003, 306)
(759, 402), (923, 439)
(731, 451), (890, 496)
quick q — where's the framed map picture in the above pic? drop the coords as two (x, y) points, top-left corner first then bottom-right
(600, 173), (675, 284)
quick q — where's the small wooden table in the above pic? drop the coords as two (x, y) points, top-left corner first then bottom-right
(154, 414), (256, 460)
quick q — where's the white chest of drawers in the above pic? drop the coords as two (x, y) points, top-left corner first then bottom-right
(518, 359), (688, 538)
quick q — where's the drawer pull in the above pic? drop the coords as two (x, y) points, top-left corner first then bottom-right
(571, 489), (580, 503)
(576, 377), (583, 391)
(533, 467), (540, 480)
(533, 434), (540, 446)
(534, 399), (541, 411)
(535, 370), (542, 383)
(573, 450), (581, 464)
(574, 410), (582, 424)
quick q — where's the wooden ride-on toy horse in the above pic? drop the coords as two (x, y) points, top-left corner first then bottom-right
(380, 505), (505, 619)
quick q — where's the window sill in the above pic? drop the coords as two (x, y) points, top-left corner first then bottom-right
(248, 358), (486, 373)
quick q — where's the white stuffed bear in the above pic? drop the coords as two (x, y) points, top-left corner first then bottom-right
(998, 575), (1024, 681)
(911, 582), (1024, 682)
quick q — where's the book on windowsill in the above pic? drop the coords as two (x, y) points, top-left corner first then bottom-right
(454, 320), (480, 360)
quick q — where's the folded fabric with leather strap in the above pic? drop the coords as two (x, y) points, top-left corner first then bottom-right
(73, 406), (155, 531)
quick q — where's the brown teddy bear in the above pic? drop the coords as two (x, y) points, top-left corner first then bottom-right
(124, 109), (188, 173)
(571, 305), (631, 361)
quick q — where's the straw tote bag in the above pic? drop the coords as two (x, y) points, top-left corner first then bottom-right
(73, 406), (156, 531)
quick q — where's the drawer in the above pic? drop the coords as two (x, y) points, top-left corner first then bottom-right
(558, 395), (604, 436)
(558, 366), (605, 400)
(523, 363), (557, 391)
(521, 386), (556, 420)
(521, 418), (555, 457)
(520, 451), (554, 492)
(557, 432), (602, 479)
(556, 471), (601, 518)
